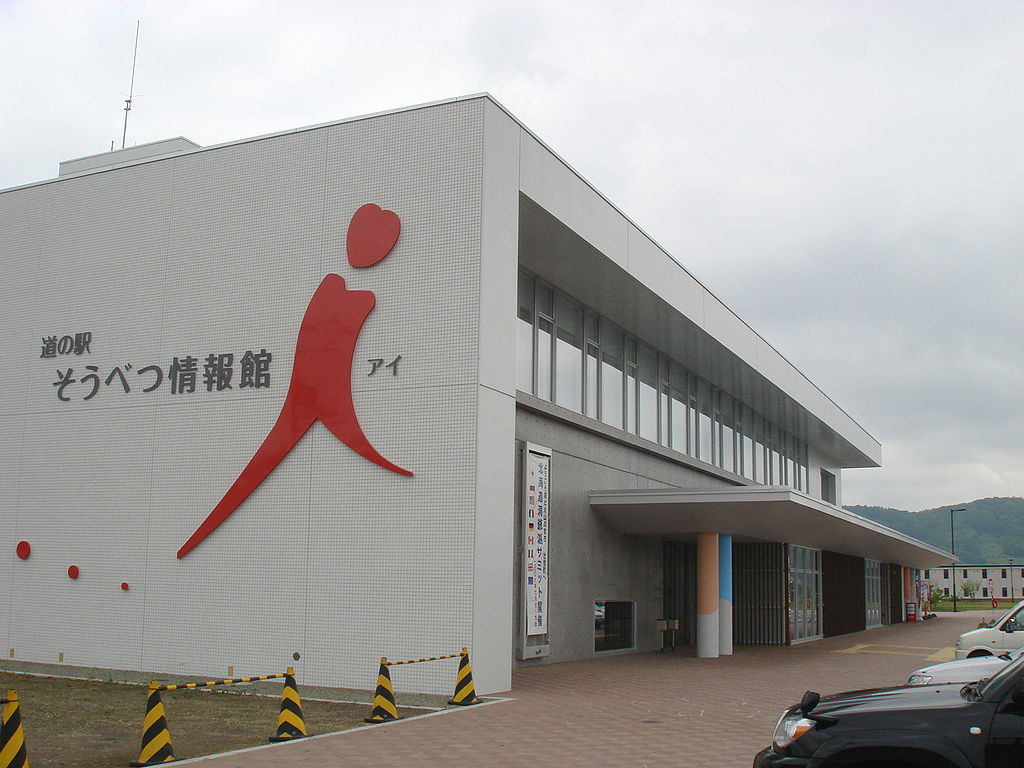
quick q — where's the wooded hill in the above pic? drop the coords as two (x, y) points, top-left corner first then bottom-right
(847, 497), (1024, 563)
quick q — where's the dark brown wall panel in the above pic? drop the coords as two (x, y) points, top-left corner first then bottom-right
(888, 563), (904, 624)
(822, 550), (866, 637)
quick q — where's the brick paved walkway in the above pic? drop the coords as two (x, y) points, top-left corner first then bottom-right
(187, 611), (993, 768)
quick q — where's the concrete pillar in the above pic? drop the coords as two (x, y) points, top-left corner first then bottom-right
(697, 532), (720, 658)
(719, 534), (733, 655)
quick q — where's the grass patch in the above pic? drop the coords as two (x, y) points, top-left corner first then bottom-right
(1, 671), (376, 767)
(930, 599), (1014, 612)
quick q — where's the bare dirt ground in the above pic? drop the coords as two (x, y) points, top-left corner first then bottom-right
(0, 671), (379, 767)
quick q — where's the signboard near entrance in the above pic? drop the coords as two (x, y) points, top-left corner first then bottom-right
(523, 443), (551, 636)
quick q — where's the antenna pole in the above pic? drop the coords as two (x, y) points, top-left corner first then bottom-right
(122, 21), (140, 149)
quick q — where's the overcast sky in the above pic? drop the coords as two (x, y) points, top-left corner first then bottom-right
(2, 0), (1021, 512)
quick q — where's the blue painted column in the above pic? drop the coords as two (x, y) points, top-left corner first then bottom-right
(719, 534), (733, 656)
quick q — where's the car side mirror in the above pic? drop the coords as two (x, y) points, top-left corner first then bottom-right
(798, 690), (838, 728)
(799, 690), (820, 715)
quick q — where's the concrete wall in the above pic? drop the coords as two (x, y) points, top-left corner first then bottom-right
(514, 403), (736, 665)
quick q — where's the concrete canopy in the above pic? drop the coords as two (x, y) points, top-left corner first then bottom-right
(590, 487), (953, 570)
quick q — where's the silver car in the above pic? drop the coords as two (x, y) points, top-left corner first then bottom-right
(907, 646), (1024, 685)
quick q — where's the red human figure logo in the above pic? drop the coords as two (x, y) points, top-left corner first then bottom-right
(177, 204), (412, 558)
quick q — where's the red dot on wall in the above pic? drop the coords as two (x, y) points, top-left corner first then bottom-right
(120, 582), (129, 591)
(16, 541), (31, 559)
(68, 565), (80, 579)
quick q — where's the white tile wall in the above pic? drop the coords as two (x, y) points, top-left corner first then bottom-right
(0, 98), (508, 694)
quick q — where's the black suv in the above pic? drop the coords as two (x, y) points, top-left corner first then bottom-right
(753, 651), (1024, 767)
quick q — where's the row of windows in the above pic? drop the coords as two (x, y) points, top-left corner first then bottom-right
(942, 587), (1024, 598)
(927, 569), (1024, 580)
(517, 269), (809, 488)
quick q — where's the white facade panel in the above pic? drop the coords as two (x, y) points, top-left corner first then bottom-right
(479, 100), (521, 395)
(472, 386), (516, 692)
(8, 407), (153, 670)
(518, 131), (629, 271)
(704, 293), (760, 366)
(470, 101), (522, 693)
(626, 223), (706, 328)
(0, 98), (509, 694)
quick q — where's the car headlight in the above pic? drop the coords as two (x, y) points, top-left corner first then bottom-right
(908, 673), (932, 685)
(773, 712), (816, 750)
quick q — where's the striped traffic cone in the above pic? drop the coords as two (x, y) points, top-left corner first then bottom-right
(448, 648), (481, 706)
(0, 689), (28, 768)
(364, 659), (400, 723)
(129, 682), (175, 766)
(268, 668), (308, 742)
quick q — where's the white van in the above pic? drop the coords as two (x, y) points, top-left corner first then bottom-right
(955, 599), (1024, 659)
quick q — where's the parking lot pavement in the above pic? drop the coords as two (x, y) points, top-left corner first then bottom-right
(188, 611), (993, 768)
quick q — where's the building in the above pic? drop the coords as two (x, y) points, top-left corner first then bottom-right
(926, 564), (1024, 601)
(0, 95), (952, 696)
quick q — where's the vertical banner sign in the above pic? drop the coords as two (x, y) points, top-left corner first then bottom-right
(523, 443), (551, 636)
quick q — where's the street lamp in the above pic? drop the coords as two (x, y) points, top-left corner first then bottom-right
(951, 507), (966, 612)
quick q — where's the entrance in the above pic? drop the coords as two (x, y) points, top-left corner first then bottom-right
(789, 545), (822, 643)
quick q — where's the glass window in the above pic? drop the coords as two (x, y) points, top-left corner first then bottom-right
(554, 295), (583, 412)
(820, 469), (836, 504)
(515, 271), (818, 493)
(585, 343), (599, 419)
(698, 380), (713, 464)
(626, 366), (638, 434)
(638, 344), (658, 442)
(754, 417), (766, 484)
(720, 393), (735, 474)
(669, 363), (687, 453)
(865, 559), (882, 628)
(584, 310), (599, 343)
(688, 393), (700, 459)
(768, 426), (782, 485)
(789, 545), (822, 642)
(658, 357), (670, 447)
(741, 407), (755, 480)
(784, 434), (796, 489)
(537, 317), (553, 401)
(594, 600), (634, 652)
(982, 569), (988, 578)
(517, 271), (535, 393)
(659, 385), (670, 447)
(625, 338), (637, 434)
(600, 320), (624, 430)
(536, 282), (553, 316)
